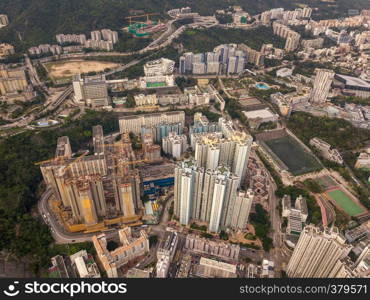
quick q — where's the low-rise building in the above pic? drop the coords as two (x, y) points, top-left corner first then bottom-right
(309, 137), (344, 165)
(345, 223), (370, 243)
(0, 43), (15, 58)
(93, 227), (149, 278)
(261, 259), (275, 278)
(276, 67), (293, 78)
(70, 250), (101, 278)
(184, 234), (240, 261)
(134, 93), (158, 106)
(243, 108), (279, 129)
(184, 85), (210, 106)
(355, 152), (370, 170)
(192, 257), (237, 278)
(282, 195), (308, 236)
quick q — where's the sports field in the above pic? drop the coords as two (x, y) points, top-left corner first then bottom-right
(264, 135), (322, 176)
(327, 189), (365, 216)
(316, 175), (337, 190)
(146, 82), (166, 88)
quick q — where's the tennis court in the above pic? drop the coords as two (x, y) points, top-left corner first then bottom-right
(327, 189), (365, 216)
(316, 175), (337, 190)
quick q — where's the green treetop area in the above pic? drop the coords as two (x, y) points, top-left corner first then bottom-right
(176, 26), (285, 53)
(1, 0), (369, 52)
(0, 110), (119, 274)
(287, 112), (369, 152)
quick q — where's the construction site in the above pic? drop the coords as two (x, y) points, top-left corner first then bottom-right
(37, 124), (165, 234)
(124, 13), (166, 37)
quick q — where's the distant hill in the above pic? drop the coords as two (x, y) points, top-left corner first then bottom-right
(0, 0), (369, 52)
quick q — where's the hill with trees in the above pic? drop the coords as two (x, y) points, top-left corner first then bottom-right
(0, 110), (118, 273)
(0, 0), (369, 52)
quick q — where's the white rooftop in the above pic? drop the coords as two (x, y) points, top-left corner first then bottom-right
(243, 109), (277, 119)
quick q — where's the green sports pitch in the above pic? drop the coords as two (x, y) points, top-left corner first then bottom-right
(327, 189), (365, 216)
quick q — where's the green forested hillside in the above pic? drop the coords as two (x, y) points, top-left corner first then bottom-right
(0, 0), (369, 52)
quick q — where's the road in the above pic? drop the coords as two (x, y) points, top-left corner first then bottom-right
(25, 54), (42, 86)
(38, 189), (96, 243)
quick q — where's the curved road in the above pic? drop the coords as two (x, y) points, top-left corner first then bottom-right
(38, 189), (96, 243)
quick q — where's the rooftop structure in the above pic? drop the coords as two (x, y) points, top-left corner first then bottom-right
(184, 234), (240, 261)
(126, 268), (151, 278)
(334, 74), (370, 99)
(73, 74), (109, 107)
(69, 250), (101, 278)
(192, 257), (237, 278)
(119, 111), (185, 135)
(355, 152), (370, 170)
(0, 43), (15, 58)
(309, 137), (344, 165)
(243, 109), (279, 129)
(144, 58), (175, 76)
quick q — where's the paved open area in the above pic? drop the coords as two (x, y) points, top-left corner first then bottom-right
(264, 135), (322, 176)
(44, 60), (120, 81)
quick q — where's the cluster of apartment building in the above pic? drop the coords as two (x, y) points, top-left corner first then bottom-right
(174, 116), (255, 233)
(179, 44), (247, 76)
(245, 155), (271, 209)
(29, 29), (119, 56)
(305, 10), (370, 37)
(287, 225), (369, 278)
(119, 111), (185, 135)
(162, 132), (188, 159)
(260, 7), (312, 26)
(174, 159), (255, 233)
(272, 22), (301, 52)
(40, 127), (143, 229)
(28, 44), (63, 56)
(0, 64), (34, 102)
(260, 43), (285, 60)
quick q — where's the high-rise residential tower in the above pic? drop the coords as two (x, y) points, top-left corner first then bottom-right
(309, 69), (335, 104)
(287, 225), (352, 278)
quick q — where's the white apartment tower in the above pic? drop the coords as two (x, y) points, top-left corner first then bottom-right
(309, 69), (335, 104)
(287, 225), (352, 278)
(228, 190), (254, 230)
(174, 161), (242, 233)
(193, 131), (252, 184)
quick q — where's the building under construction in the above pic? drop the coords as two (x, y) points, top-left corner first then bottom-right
(39, 125), (146, 232)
